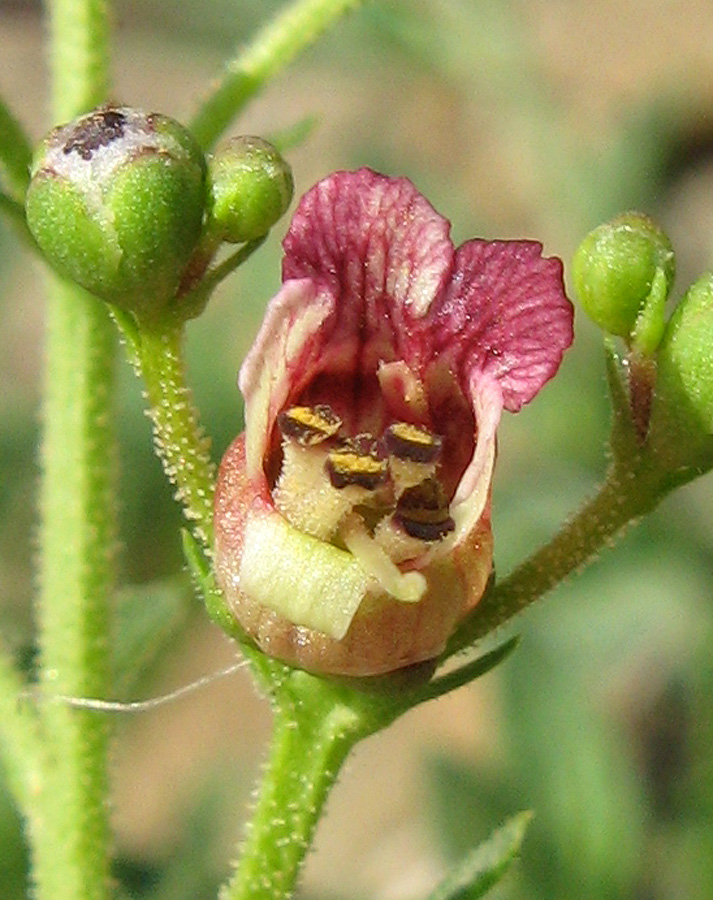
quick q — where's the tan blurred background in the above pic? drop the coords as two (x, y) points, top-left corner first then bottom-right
(2, 2), (713, 898)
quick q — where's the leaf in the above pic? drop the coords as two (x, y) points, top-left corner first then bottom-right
(113, 576), (194, 696)
(421, 636), (519, 702)
(268, 114), (318, 152)
(181, 528), (240, 637)
(426, 811), (532, 900)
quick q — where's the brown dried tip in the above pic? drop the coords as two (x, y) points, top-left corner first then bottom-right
(63, 108), (128, 160)
(395, 477), (455, 540)
(278, 404), (342, 446)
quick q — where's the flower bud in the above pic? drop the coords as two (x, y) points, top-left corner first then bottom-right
(206, 136), (293, 243)
(25, 106), (206, 317)
(572, 212), (675, 345)
(648, 273), (713, 471)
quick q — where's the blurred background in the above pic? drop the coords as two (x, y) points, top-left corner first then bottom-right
(2, 0), (713, 897)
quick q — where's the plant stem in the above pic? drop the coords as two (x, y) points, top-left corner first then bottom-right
(220, 683), (366, 900)
(35, 281), (116, 900)
(133, 321), (216, 548)
(190, 0), (368, 150)
(447, 457), (662, 654)
(32, 2), (115, 899)
(47, 0), (111, 119)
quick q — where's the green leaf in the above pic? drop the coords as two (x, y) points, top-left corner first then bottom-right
(0, 96), (32, 200)
(181, 528), (238, 637)
(421, 636), (519, 702)
(113, 577), (195, 696)
(426, 811), (532, 900)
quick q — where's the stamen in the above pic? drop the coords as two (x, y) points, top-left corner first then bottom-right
(278, 404), (342, 446)
(340, 514), (426, 603)
(326, 435), (388, 490)
(383, 422), (442, 494)
(394, 478), (455, 541)
(383, 422), (442, 463)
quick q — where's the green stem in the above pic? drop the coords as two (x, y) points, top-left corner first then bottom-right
(447, 458), (662, 655)
(35, 282), (116, 900)
(31, 3), (115, 899)
(133, 321), (216, 548)
(220, 683), (366, 900)
(47, 0), (111, 119)
(190, 0), (368, 150)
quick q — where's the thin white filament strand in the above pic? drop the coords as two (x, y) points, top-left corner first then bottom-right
(44, 659), (249, 713)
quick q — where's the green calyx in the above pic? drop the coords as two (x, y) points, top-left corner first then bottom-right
(25, 106), (207, 319)
(648, 272), (713, 472)
(206, 136), (293, 244)
(573, 212), (675, 347)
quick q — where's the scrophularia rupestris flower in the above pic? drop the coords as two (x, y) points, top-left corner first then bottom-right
(214, 169), (574, 676)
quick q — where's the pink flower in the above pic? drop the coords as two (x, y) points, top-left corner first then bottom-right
(214, 169), (573, 676)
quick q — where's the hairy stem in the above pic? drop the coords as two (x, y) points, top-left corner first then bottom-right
(35, 281), (116, 900)
(447, 457), (662, 655)
(47, 0), (111, 119)
(133, 321), (216, 548)
(220, 684), (365, 900)
(32, 2), (115, 899)
(190, 0), (368, 150)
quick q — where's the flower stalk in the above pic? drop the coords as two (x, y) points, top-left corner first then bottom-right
(130, 320), (216, 549)
(446, 457), (661, 655)
(190, 0), (369, 149)
(221, 688), (364, 900)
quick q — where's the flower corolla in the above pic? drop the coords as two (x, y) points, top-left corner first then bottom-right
(214, 168), (573, 675)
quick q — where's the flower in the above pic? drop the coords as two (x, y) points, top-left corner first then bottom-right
(214, 168), (573, 676)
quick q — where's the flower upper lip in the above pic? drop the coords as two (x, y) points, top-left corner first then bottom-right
(239, 167), (573, 540)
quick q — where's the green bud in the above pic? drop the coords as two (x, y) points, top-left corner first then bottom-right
(572, 212), (675, 342)
(25, 106), (206, 317)
(648, 274), (713, 473)
(206, 136), (293, 243)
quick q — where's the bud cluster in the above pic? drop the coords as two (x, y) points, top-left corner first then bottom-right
(573, 213), (713, 472)
(25, 106), (293, 321)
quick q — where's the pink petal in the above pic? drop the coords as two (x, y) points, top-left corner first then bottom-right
(282, 168), (454, 326)
(431, 239), (573, 411)
(238, 278), (333, 476)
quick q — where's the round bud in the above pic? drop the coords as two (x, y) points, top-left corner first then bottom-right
(25, 106), (206, 317)
(572, 212), (675, 339)
(206, 136), (293, 243)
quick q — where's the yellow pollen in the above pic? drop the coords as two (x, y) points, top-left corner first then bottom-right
(326, 438), (388, 490)
(384, 422), (442, 463)
(278, 404), (342, 446)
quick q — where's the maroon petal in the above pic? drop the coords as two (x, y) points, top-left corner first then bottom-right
(432, 239), (573, 411)
(282, 168), (455, 335)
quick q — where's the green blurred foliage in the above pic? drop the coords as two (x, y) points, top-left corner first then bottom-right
(2, 0), (713, 898)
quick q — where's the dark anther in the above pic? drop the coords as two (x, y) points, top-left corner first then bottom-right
(394, 478), (455, 541)
(63, 109), (128, 160)
(278, 404), (342, 446)
(326, 435), (388, 490)
(383, 422), (442, 463)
